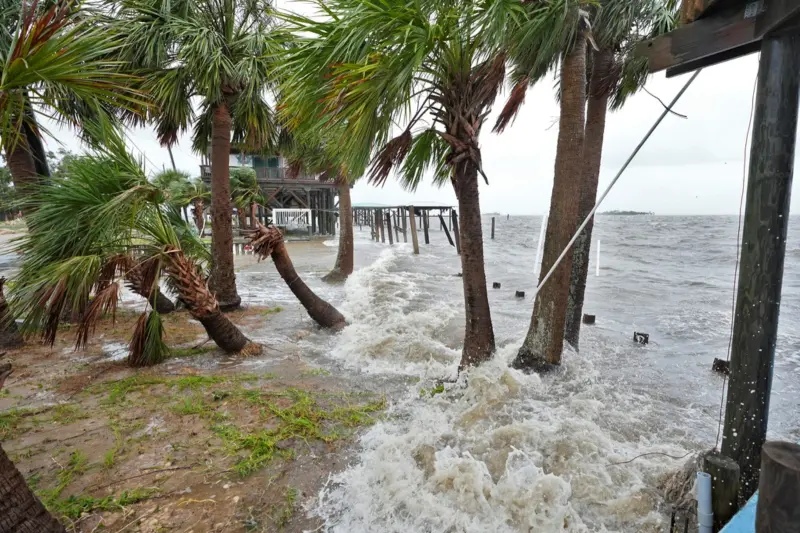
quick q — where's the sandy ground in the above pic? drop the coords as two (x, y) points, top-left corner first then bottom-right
(1, 237), (386, 533)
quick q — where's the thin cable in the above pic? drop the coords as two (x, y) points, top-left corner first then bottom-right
(609, 450), (694, 466)
(713, 70), (759, 451)
(534, 69), (702, 298)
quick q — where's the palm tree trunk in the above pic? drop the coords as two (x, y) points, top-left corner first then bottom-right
(182, 205), (189, 223)
(192, 200), (205, 234)
(564, 47), (613, 350)
(124, 268), (176, 315)
(5, 139), (38, 204)
(250, 202), (257, 230)
(237, 208), (247, 232)
(249, 225), (346, 329)
(323, 182), (354, 282)
(455, 162), (495, 369)
(0, 278), (22, 349)
(164, 246), (256, 354)
(208, 102), (241, 311)
(512, 36), (587, 372)
(0, 445), (65, 533)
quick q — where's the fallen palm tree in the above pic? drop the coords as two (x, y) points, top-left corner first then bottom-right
(10, 139), (259, 366)
(248, 223), (346, 330)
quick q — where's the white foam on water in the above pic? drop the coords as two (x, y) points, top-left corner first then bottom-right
(314, 347), (695, 532)
(330, 247), (461, 377)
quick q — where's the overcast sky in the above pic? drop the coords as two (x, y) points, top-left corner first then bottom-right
(43, 45), (793, 216)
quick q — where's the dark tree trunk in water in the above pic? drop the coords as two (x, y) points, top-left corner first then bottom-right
(564, 47), (612, 350)
(198, 311), (249, 352)
(323, 182), (354, 282)
(272, 241), (346, 329)
(0, 278), (22, 348)
(249, 225), (346, 329)
(0, 445), (65, 533)
(455, 163), (495, 369)
(208, 102), (241, 311)
(513, 36), (587, 372)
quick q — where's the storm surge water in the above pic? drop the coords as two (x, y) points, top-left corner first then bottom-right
(243, 215), (800, 532)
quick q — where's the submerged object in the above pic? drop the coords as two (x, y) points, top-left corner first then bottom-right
(492, 282), (501, 289)
(515, 291), (525, 298)
(697, 471), (713, 533)
(712, 358), (730, 375)
(633, 332), (649, 345)
(583, 314), (596, 325)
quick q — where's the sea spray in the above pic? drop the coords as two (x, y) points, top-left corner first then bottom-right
(313, 349), (686, 532)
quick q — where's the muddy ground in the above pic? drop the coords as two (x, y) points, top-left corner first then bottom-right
(1, 306), (385, 532)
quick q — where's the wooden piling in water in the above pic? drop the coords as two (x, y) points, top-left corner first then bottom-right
(491, 217), (495, 239)
(408, 206), (419, 254)
(386, 212), (394, 245)
(393, 210), (400, 242)
(452, 211), (461, 255)
(439, 213), (455, 247)
(721, 34), (800, 503)
(402, 209), (408, 242)
(422, 211), (430, 244)
(378, 209), (385, 243)
(703, 451), (740, 531)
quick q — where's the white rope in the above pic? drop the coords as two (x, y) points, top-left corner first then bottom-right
(533, 69), (702, 299)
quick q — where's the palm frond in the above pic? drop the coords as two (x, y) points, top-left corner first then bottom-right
(129, 309), (168, 367)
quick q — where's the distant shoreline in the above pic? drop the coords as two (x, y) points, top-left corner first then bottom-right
(598, 210), (654, 216)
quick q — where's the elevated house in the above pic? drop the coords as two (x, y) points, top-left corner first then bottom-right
(200, 150), (339, 235)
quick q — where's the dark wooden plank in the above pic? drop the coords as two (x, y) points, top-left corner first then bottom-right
(703, 452), (740, 530)
(639, 0), (800, 75)
(721, 33), (800, 504)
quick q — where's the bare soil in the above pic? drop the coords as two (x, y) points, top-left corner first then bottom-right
(1, 306), (383, 532)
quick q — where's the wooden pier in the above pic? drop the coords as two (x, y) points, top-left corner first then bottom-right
(351, 203), (456, 255)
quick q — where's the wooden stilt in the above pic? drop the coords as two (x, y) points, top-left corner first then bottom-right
(439, 213), (455, 247)
(386, 212), (394, 245)
(408, 206), (419, 255)
(756, 441), (800, 532)
(703, 451), (740, 531)
(491, 217), (495, 240)
(721, 34), (800, 503)
(422, 211), (430, 245)
(452, 211), (461, 255)
(402, 208), (408, 242)
(378, 208), (385, 243)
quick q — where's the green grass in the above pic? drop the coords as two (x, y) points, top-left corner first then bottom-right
(94, 374), (261, 403)
(52, 404), (88, 425)
(271, 486), (298, 528)
(301, 367), (331, 377)
(0, 406), (45, 439)
(38, 450), (89, 506)
(260, 307), (283, 316)
(171, 394), (208, 416)
(170, 345), (217, 359)
(47, 488), (158, 520)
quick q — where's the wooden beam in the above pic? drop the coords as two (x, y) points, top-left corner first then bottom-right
(638, 0), (800, 76)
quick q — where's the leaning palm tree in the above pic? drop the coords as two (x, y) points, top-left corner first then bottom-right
(0, 0), (140, 198)
(179, 177), (211, 235)
(279, 0), (539, 369)
(561, 0), (677, 349)
(230, 166), (262, 230)
(10, 137), (260, 366)
(111, 0), (281, 311)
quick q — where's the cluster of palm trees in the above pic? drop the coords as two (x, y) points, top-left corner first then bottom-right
(0, 0), (679, 527)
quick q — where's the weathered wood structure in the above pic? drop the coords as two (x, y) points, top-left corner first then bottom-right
(641, 0), (800, 527)
(351, 203), (456, 253)
(200, 151), (340, 235)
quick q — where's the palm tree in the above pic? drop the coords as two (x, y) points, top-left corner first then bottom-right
(0, 0), (140, 200)
(113, 0), (281, 311)
(0, 353), (66, 533)
(562, 0), (677, 349)
(249, 223), (346, 329)
(179, 177), (211, 235)
(230, 166), (262, 230)
(10, 137), (259, 366)
(279, 0), (537, 369)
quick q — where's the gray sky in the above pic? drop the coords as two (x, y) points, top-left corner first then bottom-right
(44, 50), (794, 216)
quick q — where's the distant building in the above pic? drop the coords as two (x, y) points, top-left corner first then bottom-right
(200, 149), (339, 235)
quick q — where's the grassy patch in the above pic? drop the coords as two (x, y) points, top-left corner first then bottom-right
(93, 374), (261, 403)
(38, 450), (89, 506)
(0, 406), (45, 439)
(47, 487), (159, 520)
(52, 403), (88, 425)
(171, 394), (208, 416)
(170, 345), (216, 359)
(271, 486), (298, 528)
(301, 367), (331, 377)
(260, 307), (283, 316)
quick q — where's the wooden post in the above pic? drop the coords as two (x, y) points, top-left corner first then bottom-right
(393, 210), (400, 242)
(491, 217), (495, 240)
(422, 210), (430, 245)
(373, 209), (380, 241)
(378, 208), (385, 243)
(703, 451), (740, 531)
(756, 441), (800, 532)
(451, 210), (461, 255)
(311, 193), (317, 235)
(408, 206), (419, 255)
(438, 213), (455, 247)
(401, 208), (408, 242)
(386, 212), (394, 245)
(721, 34), (800, 504)
(330, 190), (336, 236)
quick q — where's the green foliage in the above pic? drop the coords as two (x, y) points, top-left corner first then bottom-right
(113, 0), (281, 152)
(230, 166), (263, 209)
(44, 488), (158, 520)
